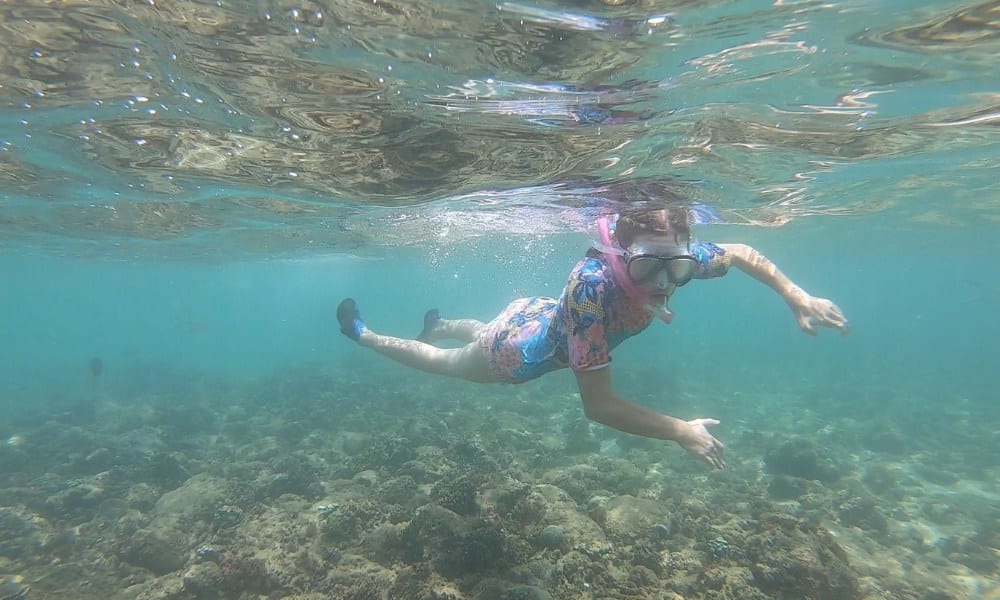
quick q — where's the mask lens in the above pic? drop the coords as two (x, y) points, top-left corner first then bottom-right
(626, 256), (662, 281)
(626, 254), (697, 285)
(665, 257), (696, 286)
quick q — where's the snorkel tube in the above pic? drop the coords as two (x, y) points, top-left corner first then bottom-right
(596, 216), (674, 324)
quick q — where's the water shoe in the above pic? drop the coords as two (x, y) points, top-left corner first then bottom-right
(417, 308), (440, 343)
(337, 298), (366, 341)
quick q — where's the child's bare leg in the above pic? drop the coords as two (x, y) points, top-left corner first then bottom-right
(418, 309), (485, 344)
(340, 299), (494, 382)
(360, 331), (496, 383)
(429, 319), (486, 343)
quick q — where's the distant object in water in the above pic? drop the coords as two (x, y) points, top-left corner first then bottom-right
(89, 356), (104, 377)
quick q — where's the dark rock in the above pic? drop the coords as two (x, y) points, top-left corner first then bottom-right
(0, 576), (30, 600)
(501, 585), (552, 600)
(183, 561), (225, 598)
(45, 481), (105, 516)
(397, 504), (467, 564)
(399, 507), (531, 579)
(940, 532), (1000, 574)
(141, 452), (190, 488)
(259, 454), (319, 499)
(217, 552), (277, 596)
(861, 464), (900, 497)
(376, 475), (422, 508)
(768, 475), (810, 500)
(449, 438), (499, 472)
(40, 526), (79, 560)
(125, 483), (159, 512)
(349, 435), (415, 474)
(81, 447), (115, 473)
(627, 540), (664, 576)
(119, 527), (189, 575)
(195, 546), (221, 563)
(0, 445), (29, 474)
(764, 439), (841, 483)
(627, 564), (659, 588)
(211, 505), (245, 529)
(473, 579), (552, 600)
(0, 508), (37, 559)
(746, 516), (858, 599)
(510, 560), (555, 587)
(437, 524), (508, 576)
(319, 501), (379, 543)
(534, 525), (565, 550)
(431, 472), (482, 516)
(836, 495), (890, 533)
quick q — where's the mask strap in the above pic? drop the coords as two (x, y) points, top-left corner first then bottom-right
(595, 216), (675, 325)
(596, 216), (645, 304)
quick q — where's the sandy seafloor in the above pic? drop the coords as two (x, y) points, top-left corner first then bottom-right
(1, 359), (997, 600)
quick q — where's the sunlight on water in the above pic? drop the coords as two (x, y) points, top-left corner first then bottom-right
(0, 0), (996, 258)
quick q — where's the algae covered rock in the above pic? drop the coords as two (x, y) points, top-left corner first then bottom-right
(764, 438), (842, 483)
(745, 515), (859, 599)
(119, 527), (188, 575)
(182, 561), (225, 597)
(118, 472), (232, 575)
(397, 504), (468, 564)
(533, 525), (566, 550)
(394, 503), (530, 578)
(593, 494), (672, 542)
(532, 484), (608, 554)
(767, 474), (811, 500)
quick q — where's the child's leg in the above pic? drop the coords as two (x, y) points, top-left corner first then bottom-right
(359, 331), (496, 383)
(418, 309), (484, 344)
(428, 318), (486, 343)
(339, 299), (494, 382)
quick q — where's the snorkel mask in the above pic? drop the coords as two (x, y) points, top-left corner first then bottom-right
(624, 245), (697, 288)
(595, 216), (679, 324)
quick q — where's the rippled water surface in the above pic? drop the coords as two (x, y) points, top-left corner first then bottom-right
(1, 0), (997, 258)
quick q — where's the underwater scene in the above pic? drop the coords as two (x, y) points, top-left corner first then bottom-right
(1, 0), (998, 599)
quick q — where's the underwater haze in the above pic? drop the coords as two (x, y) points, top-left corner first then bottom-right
(1, 1), (998, 599)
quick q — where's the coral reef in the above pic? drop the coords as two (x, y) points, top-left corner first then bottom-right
(0, 365), (994, 599)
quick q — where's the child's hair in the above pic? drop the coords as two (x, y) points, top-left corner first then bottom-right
(614, 205), (691, 247)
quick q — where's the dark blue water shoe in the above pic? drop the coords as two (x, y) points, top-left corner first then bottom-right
(417, 308), (440, 343)
(337, 298), (366, 341)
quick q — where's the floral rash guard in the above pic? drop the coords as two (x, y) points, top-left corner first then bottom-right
(477, 241), (731, 383)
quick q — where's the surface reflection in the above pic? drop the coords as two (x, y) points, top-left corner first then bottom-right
(0, 0), (996, 256)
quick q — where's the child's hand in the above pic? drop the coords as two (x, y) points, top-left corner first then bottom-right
(792, 295), (849, 336)
(676, 418), (725, 469)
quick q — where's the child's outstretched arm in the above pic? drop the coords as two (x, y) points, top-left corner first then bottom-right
(717, 243), (850, 335)
(575, 367), (726, 469)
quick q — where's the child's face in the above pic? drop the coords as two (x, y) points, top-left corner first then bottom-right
(626, 232), (696, 302)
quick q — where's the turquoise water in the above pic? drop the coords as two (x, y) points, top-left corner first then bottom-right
(1, 1), (998, 598)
